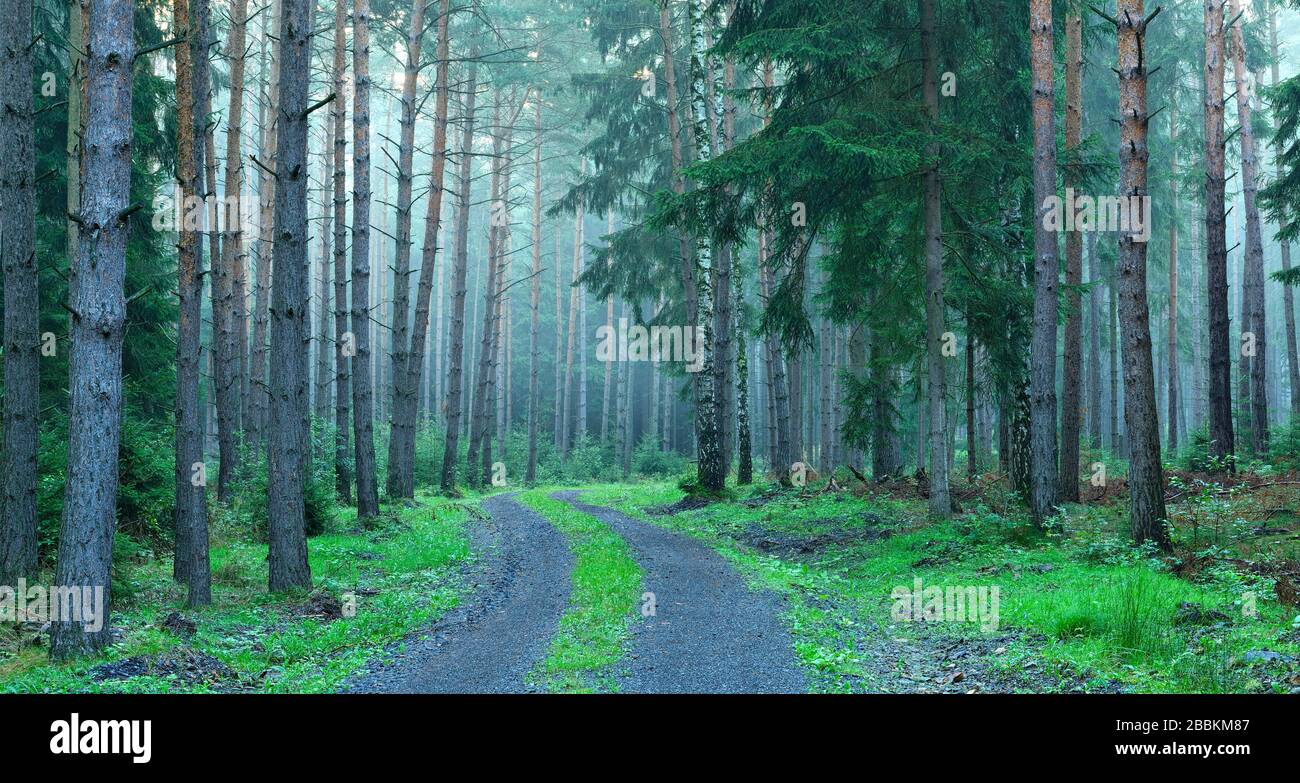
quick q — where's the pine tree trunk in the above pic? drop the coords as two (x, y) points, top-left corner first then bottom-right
(819, 309), (832, 472)
(249, 0), (281, 447)
(315, 144), (333, 425)
(266, 0), (314, 589)
(561, 160), (585, 456)
(467, 103), (507, 484)
(215, 0), (249, 499)
(602, 217), (614, 443)
(1117, 0), (1171, 550)
(439, 50), (479, 493)
(1028, 0), (1059, 523)
(921, 0), (948, 515)
(173, 0), (212, 603)
(1087, 229), (1103, 447)
(1060, 11), (1083, 500)
(736, 260), (753, 484)
(0, 0), (38, 584)
(384, 0), (427, 497)
(1205, 0), (1235, 466)
(331, 0), (351, 503)
(660, 0), (701, 472)
(50, 0), (133, 658)
(1167, 107), (1180, 453)
(350, 0), (380, 517)
(966, 326), (977, 481)
(527, 93), (542, 483)
(1230, 0), (1269, 451)
(553, 225), (564, 451)
(391, 0), (452, 496)
(1271, 3), (1300, 419)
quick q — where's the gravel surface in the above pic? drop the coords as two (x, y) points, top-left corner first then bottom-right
(555, 491), (806, 694)
(342, 493), (573, 693)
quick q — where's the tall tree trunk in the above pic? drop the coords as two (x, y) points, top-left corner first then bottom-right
(350, 0), (380, 517)
(1270, 3), (1300, 418)
(921, 0), (948, 515)
(50, 0), (133, 659)
(1168, 107), (1180, 453)
(1205, 0), (1235, 467)
(966, 325), (977, 481)
(659, 0), (702, 472)
(391, 0), (451, 497)
(467, 101), (506, 484)
(561, 160), (585, 456)
(1109, 247), (1121, 451)
(1087, 224), (1103, 448)
(1229, 0), (1269, 452)
(0, 0), (38, 584)
(173, 0), (212, 603)
(818, 308), (832, 472)
(439, 49), (479, 493)
(315, 143), (333, 424)
(736, 261), (753, 484)
(384, 0), (427, 496)
(553, 228), (564, 450)
(1116, 0), (1171, 550)
(266, 0), (314, 589)
(1028, 0), (1059, 523)
(602, 215), (614, 442)
(216, 0), (250, 499)
(249, 0), (281, 447)
(1060, 11), (1083, 500)
(331, 0), (351, 503)
(527, 93), (543, 483)
(686, 0), (724, 492)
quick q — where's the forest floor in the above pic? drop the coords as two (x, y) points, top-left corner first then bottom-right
(3, 467), (1300, 694)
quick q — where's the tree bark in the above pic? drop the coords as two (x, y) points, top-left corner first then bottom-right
(0, 0), (38, 584)
(1116, 0), (1171, 550)
(1271, 2), (1300, 418)
(331, 0), (351, 503)
(384, 0), (428, 497)
(1060, 11), (1083, 500)
(686, 0), (724, 492)
(50, 0), (133, 658)
(215, 0), (249, 499)
(561, 158), (584, 456)
(527, 93), (542, 483)
(266, 0), (314, 589)
(921, 0), (948, 515)
(1167, 106), (1180, 453)
(1204, 0), (1235, 467)
(1087, 230), (1103, 448)
(350, 0), (380, 517)
(1028, 0), (1059, 523)
(439, 49), (479, 493)
(315, 141), (333, 424)
(173, 0), (212, 604)
(1229, 0), (1269, 452)
(249, 0), (281, 447)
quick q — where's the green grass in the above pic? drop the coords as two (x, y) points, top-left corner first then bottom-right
(577, 480), (1297, 694)
(0, 493), (474, 693)
(518, 489), (642, 693)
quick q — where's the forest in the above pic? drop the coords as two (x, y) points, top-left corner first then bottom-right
(2, 0), (1300, 698)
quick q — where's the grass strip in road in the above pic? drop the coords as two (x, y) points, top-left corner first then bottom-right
(519, 490), (642, 693)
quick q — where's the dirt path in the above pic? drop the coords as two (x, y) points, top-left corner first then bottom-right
(555, 491), (806, 693)
(343, 493), (573, 693)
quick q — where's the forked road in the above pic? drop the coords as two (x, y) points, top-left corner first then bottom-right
(345, 493), (573, 693)
(346, 491), (804, 693)
(555, 491), (805, 694)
